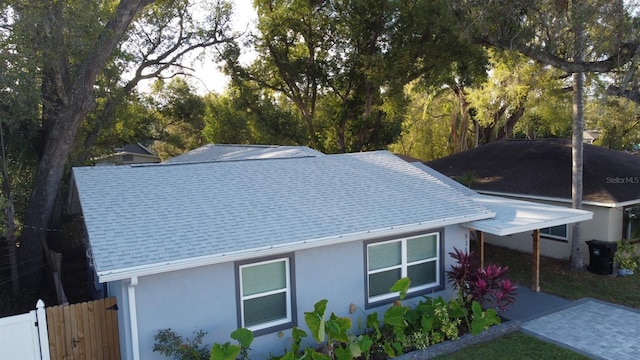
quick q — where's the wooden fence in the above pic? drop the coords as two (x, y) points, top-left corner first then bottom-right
(46, 297), (120, 360)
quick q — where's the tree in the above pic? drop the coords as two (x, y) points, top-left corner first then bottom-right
(0, 12), (41, 294)
(1, 0), (236, 295)
(203, 82), (307, 146)
(73, 0), (234, 164)
(450, 0), (639, 270)
(5, 0), (154, 293)
(388, 83), (455, 161)
(225, 0), (488, 153)
(144, 78), (207, 159)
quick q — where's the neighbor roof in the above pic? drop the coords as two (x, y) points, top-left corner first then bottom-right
(163, 144), (324, 164)
(410, 163), (593, 236)
(426, 139), (640, 205)
(73, 151), (494, 282)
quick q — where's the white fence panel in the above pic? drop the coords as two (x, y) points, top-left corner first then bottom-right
(0, 300), (49, 360)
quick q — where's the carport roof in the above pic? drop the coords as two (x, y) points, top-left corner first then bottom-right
(462, 194), (593, 236)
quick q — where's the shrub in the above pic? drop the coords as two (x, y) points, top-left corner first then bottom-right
(614, 239), (640, 272)
(446, 247), (518, 312)
(153, 329), (209, 360)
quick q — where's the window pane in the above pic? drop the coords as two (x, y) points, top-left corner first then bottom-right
(407, 235), (437, 262)
(408, 261), (437, 287)
(541, 225), (567, 238)
(244, 292), (287, 327)
(368, 242), (401, 271)
(242, 261), (286, 296)
(369, 269), (401, 297)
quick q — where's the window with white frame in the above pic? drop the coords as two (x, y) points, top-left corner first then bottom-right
(238, 256), (294, 332)
(366, 232), (441, 304)
(540, 224), (568, 241)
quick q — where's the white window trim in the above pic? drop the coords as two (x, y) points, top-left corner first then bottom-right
(366, 232), (440, 304)
(239, 257), (292, 332)
(540, 224), (568, 241)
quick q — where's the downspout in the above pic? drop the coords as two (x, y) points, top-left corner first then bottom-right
(128, 276), (140, 360)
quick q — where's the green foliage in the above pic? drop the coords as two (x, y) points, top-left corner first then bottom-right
(209, 343), (240, 360)
(470, 301), (501, 335)
(224, 0), (487, 153)
(153, 329), (210, 360)
(614, 239), (640, 272)
(208, 274), (506, 359)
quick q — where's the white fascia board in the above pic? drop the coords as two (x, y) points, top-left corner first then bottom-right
(97, 211), (495, 283)
(461, 210), (593, 236)
(477, 190), (640, 208)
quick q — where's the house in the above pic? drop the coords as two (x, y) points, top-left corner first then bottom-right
(94, 143), (161, 165)
(72, 148), (591, 359)
(582, 130), (601, 145)
(426, 139), (640, 262)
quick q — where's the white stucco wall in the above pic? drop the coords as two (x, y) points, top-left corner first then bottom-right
(111, 225), (468, 359)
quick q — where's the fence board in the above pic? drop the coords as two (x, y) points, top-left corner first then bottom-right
(74, 302), (86, 359)
(46, 298), (120, 360)
(46, 305), (64, 359)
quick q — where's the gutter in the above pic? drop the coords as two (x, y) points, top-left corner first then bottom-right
(477, 190), (640, 208)
(98, 211), (495, 283)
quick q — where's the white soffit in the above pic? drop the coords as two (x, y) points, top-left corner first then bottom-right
(462, 194), (593, 236)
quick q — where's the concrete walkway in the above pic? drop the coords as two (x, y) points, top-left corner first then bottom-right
(502, 286), (640, 360)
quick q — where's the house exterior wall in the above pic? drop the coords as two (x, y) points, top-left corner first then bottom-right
(111, 225), (467, 359)
(481, 196), (619, 263)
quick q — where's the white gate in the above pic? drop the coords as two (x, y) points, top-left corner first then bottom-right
(0, 300), (50, 360)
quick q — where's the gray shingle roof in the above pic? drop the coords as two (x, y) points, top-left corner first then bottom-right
(73, 151), (493, 278)
(162, 144), (324, 164)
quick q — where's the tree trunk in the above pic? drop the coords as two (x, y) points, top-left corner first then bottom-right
(570, 1), (586, 271)
(1, 125), (21, 294)
(18, 0), (155, 292)
(3, 193), (19, 295)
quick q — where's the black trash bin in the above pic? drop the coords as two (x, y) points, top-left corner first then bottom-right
(586, 240), (617, 275)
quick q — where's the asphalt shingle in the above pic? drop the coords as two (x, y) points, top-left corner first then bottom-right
(73, 151), (493, 276)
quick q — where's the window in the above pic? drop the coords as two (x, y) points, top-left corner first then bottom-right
(366, 232), (441, 305)
(237, 256), (295, 333)
(540, 224), (568, 241)
(624, 206), (640, 241)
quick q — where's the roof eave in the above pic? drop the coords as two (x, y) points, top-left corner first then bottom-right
(97, 211), (495, 283)
(477, 190), (640, 208)
(461, 211), (593, 236)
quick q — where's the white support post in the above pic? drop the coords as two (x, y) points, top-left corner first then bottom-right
(129, 276), (141, 360)
(36, 299), (51, 360)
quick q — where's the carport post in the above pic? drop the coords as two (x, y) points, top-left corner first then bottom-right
(532, 229), (541, 292)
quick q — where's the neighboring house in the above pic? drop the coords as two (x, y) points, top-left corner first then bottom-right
(94, 143), (161, 165)
(426, 139), (640, 262)
(72, 148), (590, 359)
(583, 130), (601, 144)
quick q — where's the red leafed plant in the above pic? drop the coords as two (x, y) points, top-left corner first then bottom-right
(446, 247), (518, 312)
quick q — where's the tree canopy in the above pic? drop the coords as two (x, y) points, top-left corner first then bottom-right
(2, 0), (640, 306)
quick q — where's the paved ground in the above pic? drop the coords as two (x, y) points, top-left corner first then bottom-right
(503, 286), (640, 360)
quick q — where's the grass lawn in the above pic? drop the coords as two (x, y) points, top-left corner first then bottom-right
(435, 332), (590, 360)
(434, 243), (639, 359)
(484, 243), (640, 309)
